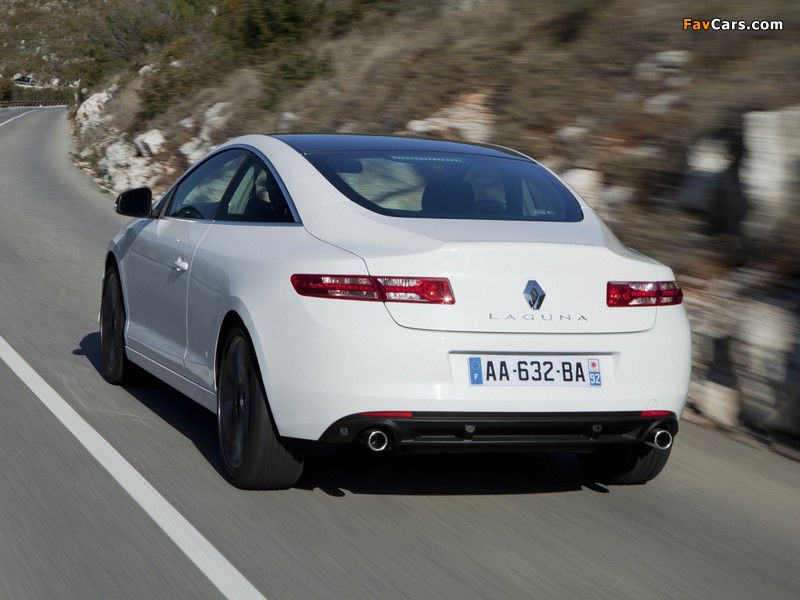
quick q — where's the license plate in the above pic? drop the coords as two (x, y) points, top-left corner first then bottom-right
(468, 355), (602, 387)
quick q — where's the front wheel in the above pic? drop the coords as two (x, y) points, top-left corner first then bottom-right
(100, 266), (136, 385)
(217, 326), (306, 490)
(577, 444), (672, 485)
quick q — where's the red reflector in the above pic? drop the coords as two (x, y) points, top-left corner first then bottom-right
(641, 410), (673, 418)
(607, 281), (683, 307)
(291, 274), (455, 304)
(359, 411), (413, 419)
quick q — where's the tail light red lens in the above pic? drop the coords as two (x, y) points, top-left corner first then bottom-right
(607, 281), (683, 307)
(290, 275), (381, 301)
(376, 277), (455, 304)
(291, 274), (455, 304)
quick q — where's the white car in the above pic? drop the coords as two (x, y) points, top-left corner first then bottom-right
(101, 134), (691, 489)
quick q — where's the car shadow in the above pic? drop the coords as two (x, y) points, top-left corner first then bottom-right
(297, 446), (608, 496)
(77, 331), (608, 497)
(75, 332), (224, 477)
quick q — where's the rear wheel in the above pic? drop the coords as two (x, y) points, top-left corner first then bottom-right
(577, 444), (672, 485)
(100, 266), (136, 384)
(217, 326), (306, 489)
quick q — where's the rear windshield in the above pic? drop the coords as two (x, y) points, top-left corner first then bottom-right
(305, 151), (583, 222)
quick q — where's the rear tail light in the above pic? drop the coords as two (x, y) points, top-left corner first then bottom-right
(607, 281), (683, 307)
(290, 275), (381, 301)
(291, 274), (455, 304)
(376, 277), (454, 304)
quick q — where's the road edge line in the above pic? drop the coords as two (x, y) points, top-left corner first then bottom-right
(0, 335), (268, 600)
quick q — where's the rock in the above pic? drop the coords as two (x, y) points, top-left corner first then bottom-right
(180, 138), (211, 164)
(740, 104), (800, 242)
(623, 144), (664, 160)
(554, 126), (588, 143)
(653, 50), (691, 69)
(675, 132), (748, 236)
(74, 88), (115, 135)
(176, 103), (231, 163)
(441, 0), (488, 12)
(594, 185), (633, 221)
(642, 93), (679, 115)
(732, 296), (798, 432)
(665, 75), (692, 88)
(103, 140), (135, 167)
(99, 140), (169, 194)
(687, 265), (800, 439)
(276, 112), (299, 132)
(691, 380), (741, 428)
(404, 90), (494, 143)
(560, 168), (602, 207)
(199, 102), (232, 143)
(634, 50), (691, 82)
(687, 138), (732, 173)
(406, 120), (436, 135)
(133, 129), (165, 157)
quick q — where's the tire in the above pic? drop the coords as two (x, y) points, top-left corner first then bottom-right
(100, 266), (136, 385)
(217, 326), (306, 490)
(577, 444), (672, 485)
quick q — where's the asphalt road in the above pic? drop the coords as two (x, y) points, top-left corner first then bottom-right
(1, 107), (799, 600)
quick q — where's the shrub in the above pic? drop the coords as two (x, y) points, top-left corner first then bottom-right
(137, 63), (202, 122)
(212, 0), (320, 63)
(0, 79), (14, 102)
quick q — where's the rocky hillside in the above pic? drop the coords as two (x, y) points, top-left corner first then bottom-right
(5, 0), (800, 442)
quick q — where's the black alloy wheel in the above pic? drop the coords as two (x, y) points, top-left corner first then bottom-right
(217, 325), (306, 489)
(100, 266), (134, 384)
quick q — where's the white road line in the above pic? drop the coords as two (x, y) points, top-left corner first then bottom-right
(0, 335), (268, 600)
(0, 110), (37, 127)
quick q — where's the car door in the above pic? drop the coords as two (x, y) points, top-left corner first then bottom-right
(182, 154), (299, 390)
(123, 148), (249, 374)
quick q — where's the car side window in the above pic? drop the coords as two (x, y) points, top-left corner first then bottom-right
(166, 149), (249, 220)
(218, 158), (295, 223)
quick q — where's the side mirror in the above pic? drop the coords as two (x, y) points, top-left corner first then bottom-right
(115, 187), (153, 217)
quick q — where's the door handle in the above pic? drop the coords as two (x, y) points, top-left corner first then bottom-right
(173, 257), (189, 272)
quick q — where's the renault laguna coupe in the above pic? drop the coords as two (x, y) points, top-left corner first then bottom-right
(101, 134), (691, 489)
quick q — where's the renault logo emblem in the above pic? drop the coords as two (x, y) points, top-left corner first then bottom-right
(523, 280), (546, 309)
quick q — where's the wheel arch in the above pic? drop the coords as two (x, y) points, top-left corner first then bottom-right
(214, 310), (290, 436)
(103, 251), (125, 307)
(102, 251), (126, 319)
(215, 310), (271, 393)
(215, 311), (246, 389)
(104, 251), (118, 273)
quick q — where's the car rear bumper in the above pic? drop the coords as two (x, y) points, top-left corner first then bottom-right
(251, 293), (691, 441)
(319, 411), (679, 453)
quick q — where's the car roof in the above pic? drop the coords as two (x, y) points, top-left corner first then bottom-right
(271, 133), (527, 160)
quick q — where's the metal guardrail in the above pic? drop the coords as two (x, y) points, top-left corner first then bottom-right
(0, 100), (68, 108)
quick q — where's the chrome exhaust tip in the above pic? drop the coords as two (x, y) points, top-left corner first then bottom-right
(646, 429), (673, 451)
(362, 428), (390, 452)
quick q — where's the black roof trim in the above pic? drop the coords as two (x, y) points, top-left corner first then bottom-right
(272, 133), (526, 159)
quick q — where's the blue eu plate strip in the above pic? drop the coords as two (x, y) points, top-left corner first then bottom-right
(469, 356), (483, 385)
